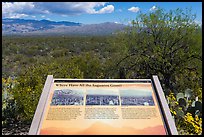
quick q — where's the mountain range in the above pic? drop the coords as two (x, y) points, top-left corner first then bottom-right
(2, 18), (127, 36)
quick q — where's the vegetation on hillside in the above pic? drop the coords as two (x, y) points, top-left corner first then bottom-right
(2, 7), (202, 135)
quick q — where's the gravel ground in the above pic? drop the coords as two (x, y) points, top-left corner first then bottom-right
(2, 124), (30, 135)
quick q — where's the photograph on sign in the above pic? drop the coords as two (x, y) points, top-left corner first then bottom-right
(38, 81), (167, 135)
(51, 89), (84, 106)
(120, 89), (155, 106)
(86, 89), (119, 106)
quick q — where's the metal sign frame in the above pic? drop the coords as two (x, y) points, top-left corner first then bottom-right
(28, 75), (178, 135)
(151, 75), (178, 135)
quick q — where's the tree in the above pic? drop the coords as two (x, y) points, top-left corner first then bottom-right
(71, 52), (105, 79)
(115, 7), (202, 94)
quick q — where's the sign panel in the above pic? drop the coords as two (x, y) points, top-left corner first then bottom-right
(29, 75), (178, 135)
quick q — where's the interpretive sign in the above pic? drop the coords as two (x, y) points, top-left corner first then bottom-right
(29, 75), (178, 135)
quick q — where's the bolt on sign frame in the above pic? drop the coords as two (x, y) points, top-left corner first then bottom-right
(29, 75), (178, 135)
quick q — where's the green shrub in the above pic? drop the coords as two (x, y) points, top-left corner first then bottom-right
(12, 60), (83, 123)
(2, 77), (18, 127)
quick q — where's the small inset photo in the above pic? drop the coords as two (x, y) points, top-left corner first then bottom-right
(50, 89), (84, 106)
(86, 89), (119, 106)
(120, 89), (155, 106)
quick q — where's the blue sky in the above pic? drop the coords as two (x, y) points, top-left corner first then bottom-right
(2, 2), (202, 25)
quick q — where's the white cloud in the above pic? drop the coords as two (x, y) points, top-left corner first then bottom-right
(93, 5), (114, 14)
(3, 2), (33, 18)
(2, 2), (114, 18)
(150, 6), (157, 11)
(12, 14), (28, 18)
(128, 7), (140, 13)
(195, 20), (202, 26)
(34, 2), (108, 15)
(128, 21), (132, 25)
(2, 2), (47, 18)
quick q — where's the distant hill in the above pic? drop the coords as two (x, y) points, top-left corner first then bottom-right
(2, 18), (126, 36)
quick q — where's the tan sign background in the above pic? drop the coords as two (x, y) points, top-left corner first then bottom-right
(38, 82), (167, 135)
